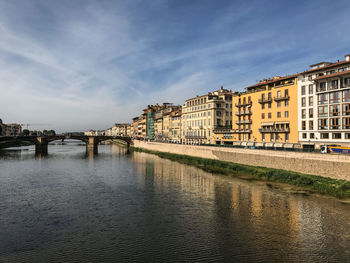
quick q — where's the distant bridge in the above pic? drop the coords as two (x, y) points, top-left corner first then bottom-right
(0, 135), (132, 155)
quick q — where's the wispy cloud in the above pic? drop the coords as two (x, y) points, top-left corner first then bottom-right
(0, 0), (349, 131)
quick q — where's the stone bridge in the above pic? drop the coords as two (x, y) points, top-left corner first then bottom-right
(0, 135), (132, 155)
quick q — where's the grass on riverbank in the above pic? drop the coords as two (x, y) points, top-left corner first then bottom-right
(131, 146), (350, 199)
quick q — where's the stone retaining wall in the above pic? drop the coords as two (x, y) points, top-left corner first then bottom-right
(133, 140), (350, 181)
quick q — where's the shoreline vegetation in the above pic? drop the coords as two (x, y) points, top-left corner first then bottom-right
(0, 140), (33, 149)
(130, 146), (350, 199)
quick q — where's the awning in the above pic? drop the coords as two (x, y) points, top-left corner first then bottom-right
(261, 122), (274, 126)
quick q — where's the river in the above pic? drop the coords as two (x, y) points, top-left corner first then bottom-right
(0, 142), (349, 262)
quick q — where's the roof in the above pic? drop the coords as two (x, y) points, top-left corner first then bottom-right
(309, 62), (333, 67)
(301, 60), (350, 75)
(314, 69), (350, 80)
(245, 74), (298, 90)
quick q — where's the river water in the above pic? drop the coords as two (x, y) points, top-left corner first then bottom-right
(0, 142), (349, 262)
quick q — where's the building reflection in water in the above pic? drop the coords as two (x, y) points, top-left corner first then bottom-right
(130, 151), (349, 262)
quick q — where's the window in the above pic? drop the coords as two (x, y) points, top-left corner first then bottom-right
(302, 109), (306, 119)
(268, 113), (272, 119)
(330, 118), (340, 129)
(331, 79), (339, 89)
(285, 100), (289, 107)
(277, 91), (281, 98)
(216, 111), (221, 116)
(309, 97), (313, 106)
(301, 97), (306, 107)
(343, 90), (350, 102)
(285, 89), (289, 97)
(277, 101), (281, 107)
(343, 117), (350, 129)
(330, 91), (340, 103)
(345, 78), (350, 86)
(268, 92), (272, 100)
(277, 112), (281, 118)
(308, 75), (312, 81)
(343, 104), (350, 116)
(302, 121), (306, 130)
(310, 133), (315, 139)
(321, 133), (329, 139)
(262, 113), (265, 119)
(302, 133), (307, 139)
(319, 119), (328, 130)
(332, 133), (341, 139)
(309, 121), (314, 130)
(318, 106), (328, 117)
(284, 111), (289, 117)
(318, 93), (328, 105)
(268, 103), (271, 109)
(285, 133), (289, 142)
(309, 85), (313, 94)
(261, 103), (265, 109)
(320, 82), (327, 91)
(309, 108), (314, 118)
(346, 133), (350, 139)
(301, 86), (306, 95)
(330, 105), (340, 116)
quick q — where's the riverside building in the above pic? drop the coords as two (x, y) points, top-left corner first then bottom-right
(214, 75), (298, 147)
(181, 87), (232, 144)
(298, 54), (350, 149)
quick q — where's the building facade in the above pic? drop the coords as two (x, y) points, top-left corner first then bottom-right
(169, 111), (182, 143)
(0, 119), (22, 136)
(181, 87), (232, 144)
(298, 54), (350, 148)
(214, 75), (298, 146)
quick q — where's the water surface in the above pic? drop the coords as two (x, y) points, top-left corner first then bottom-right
(0, 143), (349, 262)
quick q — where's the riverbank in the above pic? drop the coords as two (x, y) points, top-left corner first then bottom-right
(0, 140), (33, 149)
(131, 142), (350, 199)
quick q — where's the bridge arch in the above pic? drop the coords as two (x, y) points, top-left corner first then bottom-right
(0, 135), (132, 155)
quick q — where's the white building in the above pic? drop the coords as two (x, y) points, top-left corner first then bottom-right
(298, 54), (350, 149)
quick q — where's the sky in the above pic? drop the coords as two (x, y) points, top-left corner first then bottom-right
(0, 0), (350, 132)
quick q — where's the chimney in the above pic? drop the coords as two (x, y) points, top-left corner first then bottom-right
(346, 54), (350, 62)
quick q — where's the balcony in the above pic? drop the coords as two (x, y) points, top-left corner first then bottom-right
(213, 125), (233, 133)
(259, 127), (290, 133)
(235, 101), (252, 108)
(235, 110), (252, 116)
(234, 129), (252, 134)
(235, 119), (252, 124)
(185, 135), (207, 139)
(258, 97), (272, 104)
(274, 95), (290, 102)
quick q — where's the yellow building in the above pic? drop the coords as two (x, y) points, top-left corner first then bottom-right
(214, 75), (298, 146)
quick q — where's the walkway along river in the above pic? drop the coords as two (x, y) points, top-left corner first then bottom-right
(0, 142), (349, 262)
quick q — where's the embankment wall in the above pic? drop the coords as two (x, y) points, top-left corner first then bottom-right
(133, 141), (350, 181)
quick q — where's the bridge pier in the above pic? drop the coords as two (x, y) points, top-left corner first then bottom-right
(35, 137), (48, 156)
(86, 137), (98, 155)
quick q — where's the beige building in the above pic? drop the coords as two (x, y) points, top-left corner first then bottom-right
(181, 87), (233, 144)
(169, 110), (182, 143)
(0, 119), (22, 136)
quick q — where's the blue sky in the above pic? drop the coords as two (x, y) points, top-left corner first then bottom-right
(0, 0), (350, 132)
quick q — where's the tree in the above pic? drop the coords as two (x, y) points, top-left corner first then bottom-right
(22, 129), (30, 136)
